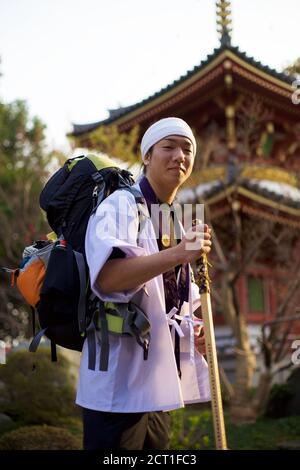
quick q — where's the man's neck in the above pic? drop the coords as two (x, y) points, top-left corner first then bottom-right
(146, 174), (178, 204)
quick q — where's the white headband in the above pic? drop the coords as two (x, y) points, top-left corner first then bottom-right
(140, 117), (196, 161)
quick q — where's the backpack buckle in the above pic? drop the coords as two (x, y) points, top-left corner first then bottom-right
(91, 172), (104, 184)
(92, 185), (99, 210)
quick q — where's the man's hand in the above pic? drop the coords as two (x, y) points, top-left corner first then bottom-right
(175, 223), (212, 265)
(194, 324), (206, 355)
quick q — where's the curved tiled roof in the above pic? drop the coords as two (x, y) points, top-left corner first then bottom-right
(71, 43), (294, 137)
(177, 176), (300, 211)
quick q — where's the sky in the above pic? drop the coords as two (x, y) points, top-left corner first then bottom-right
(0, 0), (299, 154)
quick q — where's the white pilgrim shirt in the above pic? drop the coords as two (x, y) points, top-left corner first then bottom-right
(76, 183), (210, 412)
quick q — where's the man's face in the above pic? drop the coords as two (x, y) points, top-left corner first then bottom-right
(145, 135), (194, 188)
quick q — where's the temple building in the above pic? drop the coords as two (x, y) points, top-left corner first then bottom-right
(70, 1), (300, 350)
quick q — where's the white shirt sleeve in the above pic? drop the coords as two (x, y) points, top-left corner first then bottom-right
(85, 189), (146, 303)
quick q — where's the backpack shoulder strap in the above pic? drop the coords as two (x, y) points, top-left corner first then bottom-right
(121, 186), (147, 241)
(121, 185), (144, 203)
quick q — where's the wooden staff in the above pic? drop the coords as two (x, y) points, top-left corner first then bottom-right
(194, 251), (228, 450)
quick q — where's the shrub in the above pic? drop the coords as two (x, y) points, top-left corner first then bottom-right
(264, 383), (293, 418)
(0, 348), (79, 425)
(170, 405), (214, 450)
(0, 425), (81, 450)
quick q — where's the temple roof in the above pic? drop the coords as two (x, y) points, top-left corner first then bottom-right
(71, 43), (294, 137)
(177, 164), (300, 227)
(178, 178), (300, 209)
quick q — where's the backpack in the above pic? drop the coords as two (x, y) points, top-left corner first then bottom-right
(3, 154), (151, 371)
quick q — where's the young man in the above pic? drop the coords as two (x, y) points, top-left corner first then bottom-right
(76, 117), (212, 450)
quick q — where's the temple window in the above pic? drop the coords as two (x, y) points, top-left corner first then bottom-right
(247, 276), (265, 313)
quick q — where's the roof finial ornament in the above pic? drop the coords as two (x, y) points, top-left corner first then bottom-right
(216, 0), (232, 47)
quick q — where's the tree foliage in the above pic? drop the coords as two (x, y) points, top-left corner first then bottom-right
(0, 97), (58, 341)
(283, 58), (300, 77)
(0, 99), (50, 260)
(71, 123), (140, 167)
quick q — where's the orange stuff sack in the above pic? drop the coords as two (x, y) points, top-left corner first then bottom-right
(15, 241), (53, 308)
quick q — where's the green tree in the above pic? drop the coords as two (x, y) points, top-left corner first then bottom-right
(0, 98), (54, 341)
(70, 123), (141, 167)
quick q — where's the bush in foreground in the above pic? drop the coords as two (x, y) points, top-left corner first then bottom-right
(0, 348), (78, 425)
(0, 425), (81, 450)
